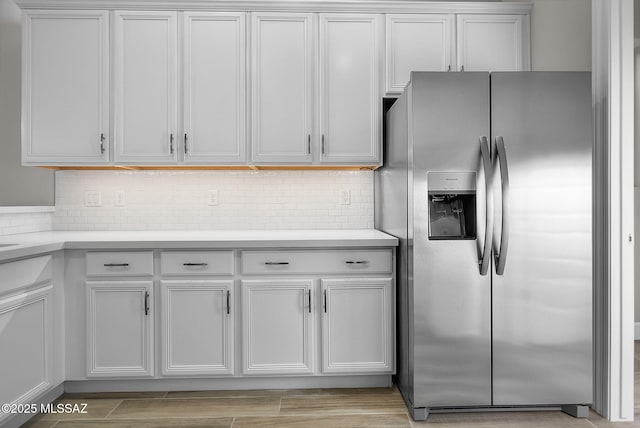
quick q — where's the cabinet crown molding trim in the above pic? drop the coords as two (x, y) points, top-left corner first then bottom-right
(15, 0), (533, 14)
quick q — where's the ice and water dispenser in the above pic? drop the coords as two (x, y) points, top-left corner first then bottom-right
(427, 172), (476, 240)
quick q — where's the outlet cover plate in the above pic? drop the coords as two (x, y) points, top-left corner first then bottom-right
(85, 191), (102, 207)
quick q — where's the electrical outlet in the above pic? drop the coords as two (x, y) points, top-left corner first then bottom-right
(84, 191), (102, 207)
(208, 190), (219, 206)
(115, 191), (126, 207)
(340, 189), (351, 205)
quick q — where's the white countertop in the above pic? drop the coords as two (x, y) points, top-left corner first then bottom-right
(0, 229), (398, 262)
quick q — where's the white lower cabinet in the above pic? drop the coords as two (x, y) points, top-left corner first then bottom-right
(86, 281), (154, 377)
(0, 255), (59, 427)
(241, 279), (314, 375)
(0, 286), (53, 410)
(75, 246), (394, 384)
(321, 278), (394, 373)
(160, 280), (233, 375)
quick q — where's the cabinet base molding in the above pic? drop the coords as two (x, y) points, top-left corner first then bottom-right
(1, 383), (64, 428)
(64, 375), (392, 393)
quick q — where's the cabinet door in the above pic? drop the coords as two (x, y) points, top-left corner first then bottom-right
(86, 281), (154, 377)
(251, 13), (313, 164)
(22, 11), (109, 164)
(0, 286), (52, 415)
(456, 14), (528, 72)
(160, 280), (233, 375)
(321, 278), (393, 373)
(319, 14), (381, 164)
(241, 279), (314, 374)
(385, 14), (453, 94)
(114, 11), (178, 163)
(183, 13), (246, 164)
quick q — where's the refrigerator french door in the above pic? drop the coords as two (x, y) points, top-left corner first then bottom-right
(376, 71), (592, 420)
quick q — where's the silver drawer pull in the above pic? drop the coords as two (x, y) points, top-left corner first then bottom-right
(183, 262), (208, 267)
(265, 262), (289, 265)
(345, 260), (369, 264)
(104, 263), (129, 267)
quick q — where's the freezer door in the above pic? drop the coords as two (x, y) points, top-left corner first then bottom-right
(490, 72), (592, 406)
(410, 72), (492, 407)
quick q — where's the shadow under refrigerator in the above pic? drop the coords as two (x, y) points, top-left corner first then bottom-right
(375, 72), (592, 420)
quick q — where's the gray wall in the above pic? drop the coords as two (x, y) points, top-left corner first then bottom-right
(512, 0), (591, 71)
(0, 0), (53, 206)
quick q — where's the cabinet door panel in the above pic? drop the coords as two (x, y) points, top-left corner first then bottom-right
(23, 11), (108, 164)
(321, 278), (393, 373)
(114, 12), (178, 163)
(184, 13), (246, 163)
(160, 280), (233, 375)
(251, 13), (313, 163)
(457, 14), (526, 72)
(320, 14), (380, 164)
(385, 14), (453, 94)
(241, 279), (313, 374)
(0, 286), (52, 408)
(86, 281), (153, 377)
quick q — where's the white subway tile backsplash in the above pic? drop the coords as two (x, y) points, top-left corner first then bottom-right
(0, 211), (53, 236)
(54, 170), (374, 230)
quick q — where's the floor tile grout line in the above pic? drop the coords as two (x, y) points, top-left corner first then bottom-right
(103, 398), (124, 419)
(67, 415), (237, 421)
(585, 419), (598, 428)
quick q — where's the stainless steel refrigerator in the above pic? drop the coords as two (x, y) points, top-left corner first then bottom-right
(375, 72), (592, 420)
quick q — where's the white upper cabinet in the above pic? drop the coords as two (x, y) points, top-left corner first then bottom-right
(251, 12), (381, 166)
(22, 11), (109, 164)
(251, 13), (314, 164)
(183, 13), (246, 164)
(114, 11), (178, 164)
(456, 14), (527, 72)
(385, 14), (453, 94)
(319, 14), (381, 164)
(385, 11), (529, 95)
(21, 4), (530, 167)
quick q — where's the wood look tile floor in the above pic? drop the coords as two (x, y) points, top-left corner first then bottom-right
(21, 343), (640, 427)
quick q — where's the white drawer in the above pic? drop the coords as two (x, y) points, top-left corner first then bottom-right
(160, 251), (234, 276)
(241, 249), (392, 275)
(86, 252), (153, 277)
(0, 255), (52, 296)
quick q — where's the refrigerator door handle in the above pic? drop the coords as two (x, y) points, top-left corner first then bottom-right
(478, 136), (493, 275)
(493, 136), (510, 275)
